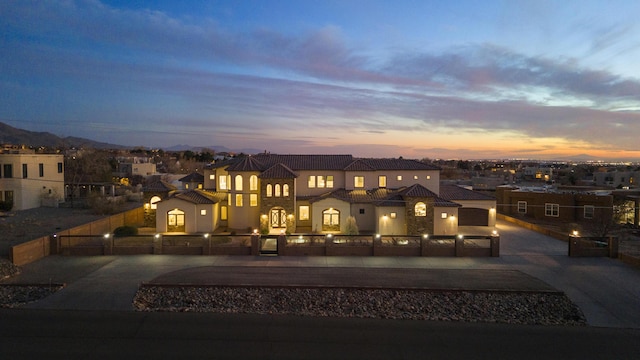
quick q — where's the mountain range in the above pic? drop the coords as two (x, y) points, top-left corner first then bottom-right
(0, 121), (261, 154)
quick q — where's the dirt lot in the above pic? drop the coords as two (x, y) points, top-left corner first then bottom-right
(0, 202), (142, 257)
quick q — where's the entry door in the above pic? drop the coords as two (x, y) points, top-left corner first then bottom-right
(270, 208), (286, 228)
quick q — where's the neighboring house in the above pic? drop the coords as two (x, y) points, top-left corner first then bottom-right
(178, 172), (205, 190)
(0, 149), (65, 210)
(156, 154), (496, 235)
(142, 179), (177, 227)
(496, 185), (613, 225)
(593, 170), (638, 189)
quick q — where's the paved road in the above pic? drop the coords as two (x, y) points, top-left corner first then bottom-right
(1, 219), (640, 358)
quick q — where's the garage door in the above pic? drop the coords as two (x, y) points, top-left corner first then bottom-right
(458, 208), (489, 226)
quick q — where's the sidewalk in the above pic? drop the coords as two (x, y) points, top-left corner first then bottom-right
(3, 219), (640, 329)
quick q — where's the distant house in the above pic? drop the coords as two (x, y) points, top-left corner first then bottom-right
(0, 148), (65, 210)
(155, 154), (497, 235)
(496, 185), (613, 225)
(178, 172), (204, 190)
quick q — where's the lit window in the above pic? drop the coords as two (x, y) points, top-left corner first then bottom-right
(185, 184), (189, 189)
(150, 196), (161, 210)
(275, 184), (281, 197)
(322, 208), (340, 230)
(354, 176), (364, 188)
(221, 206), (227, 220)
(426, 175), (431, 180)
(250, 175), (258, 191)
(250, 194), (258, 207)
(200, 209), (207, 216)
(266, 184), (273, 197)
(379, 175), (387, 188)
(308, 176), (316, 188)
(584, 205), (594, 219)
(283, 184), (289, 197)
(397, 175), (402, 181)
(219, 175), (228, 190)
(197, 184), (203, 189)
(209, 174), (215, 180)
(415, 202), (426, 217)
(299, 206), (310, 220)
(235, 175), (243, 191)
(390, 212), (397, 219)
(517, 201), (527, 214)
(236, 194), (243, 207)
(317, 176), (325, 188)
(441, 212), (448, 219)
(545, 203), (559, 217)
(326, 175), (334, 188)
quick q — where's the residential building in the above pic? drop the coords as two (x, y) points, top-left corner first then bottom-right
(496, 185), (614, 225)
(156, 154), (496, 235)
(0, 149), (65, 210)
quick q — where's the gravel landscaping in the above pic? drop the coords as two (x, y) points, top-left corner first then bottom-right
(133, 286), (586, 326)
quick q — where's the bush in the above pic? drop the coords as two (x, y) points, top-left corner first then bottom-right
(113, 225), (139, 237)
(0, 200), (13, 212)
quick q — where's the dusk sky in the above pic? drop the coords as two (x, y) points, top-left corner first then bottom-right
(2, 1), (640, 161)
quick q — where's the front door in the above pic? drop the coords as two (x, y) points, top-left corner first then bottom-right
(270, 208), (286, 229)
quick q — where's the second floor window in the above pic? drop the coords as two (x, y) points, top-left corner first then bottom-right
(22, 164), (27, 178)
(250, 175), (258, 191)
(39, 163), (44, 177)
(584, 205), (595, 219)
(235, 175), (243, 191)
(3, 164), (12, 178)
(517, 201), (527, 214)
(545, 203), (559, 217)
(379, 175), (387, 188)
(219, 175), (228, 190)
(354, 176), (364, 188)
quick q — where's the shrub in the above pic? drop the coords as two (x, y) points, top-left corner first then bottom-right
(113, 225), (139, 237)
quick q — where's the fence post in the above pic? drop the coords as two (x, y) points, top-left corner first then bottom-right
(568, 232), (579, 257)
(609, 236), (619, 258)
(277, 234), (286, 255)
(490, 234), (500, 257)
(455, 235), (464, 257)
(251, 232), (260, 256)
(153, 234), (162, 254)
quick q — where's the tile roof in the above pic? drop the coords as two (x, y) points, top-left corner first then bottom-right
(178, 172), (204, 182)
(307, 185), (458, 207)
(259, 163), (298, 179)
(220, 154), (440, 172)
(439, 185), (496, 201)
(172, 190), (223, 204)
(226, 156), (264, 171)
(143, 180), (176, 192)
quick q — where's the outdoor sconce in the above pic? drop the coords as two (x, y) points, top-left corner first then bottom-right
(422, 234), (429, 239)
(572, 230), (579, 237)
(375, 234), (381, 239)
(457, 234), (464, 240)
(326, 234), (333, 239)
(203, 233), (209, 239)
(154, 234), (161, 239)
(103, 233), (110, 239)
(253, 229), (258, 234)
(492, 230), (499, 236)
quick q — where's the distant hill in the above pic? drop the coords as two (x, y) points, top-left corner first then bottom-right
(0, 121), (263, 154)
(0, 121), (125, 149)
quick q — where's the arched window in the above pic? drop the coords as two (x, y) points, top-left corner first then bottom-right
(266, 184), (273, 197)
(322, 208), (340, 231)
(275, 184), (281, 197)
(149, 196), (161, 210)
(415, 202), (427, 217)
(235, 175), (243, 191)
(167, 208), (185, 232)
(250, 175), (258, 191)
(283, 184), (289, 197)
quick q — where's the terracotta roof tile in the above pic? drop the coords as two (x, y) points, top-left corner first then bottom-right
(259, 163), (299, 179)
(143, 180), (177, 192)
(439, 185), (496, 201)
(173, 189), (222, 204)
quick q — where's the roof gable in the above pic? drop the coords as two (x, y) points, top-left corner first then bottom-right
(178, 172), (204, 183)
(259, 163), (298, 179)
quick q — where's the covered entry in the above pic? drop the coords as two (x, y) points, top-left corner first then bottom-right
(458, 208), (489, 226)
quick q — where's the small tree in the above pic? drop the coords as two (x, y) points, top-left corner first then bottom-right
(345, 216), (359, 235)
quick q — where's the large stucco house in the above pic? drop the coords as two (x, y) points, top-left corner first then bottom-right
(0, 148), (65, 211)
(155, 154), (496, 235)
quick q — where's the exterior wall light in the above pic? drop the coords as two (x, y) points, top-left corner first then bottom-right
(422, 234), (429, 239)
(375, 234), (381, 239)
(253, 229), (258, 234)
(492, 230), (499, 236)
(103, 233), (110, 239)
(457, 234), (464, 240)
(572, 230), (579, 237)
(203, 233), (209, 238)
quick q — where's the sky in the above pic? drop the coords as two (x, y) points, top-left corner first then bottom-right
(1, 0), (640, 161)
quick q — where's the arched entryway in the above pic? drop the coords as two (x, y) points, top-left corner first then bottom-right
(270, 207), (287, 232)
(167, 208), (185, 232)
